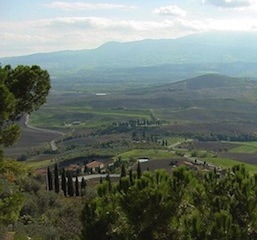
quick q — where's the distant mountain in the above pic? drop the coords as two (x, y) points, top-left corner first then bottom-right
(1, 32), (257, 87)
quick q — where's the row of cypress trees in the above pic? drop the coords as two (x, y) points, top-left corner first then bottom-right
(47, 161), (143, 196)
(47, 163), (87, 197)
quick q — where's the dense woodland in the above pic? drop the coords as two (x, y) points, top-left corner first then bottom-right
(82, 165), (257, 240)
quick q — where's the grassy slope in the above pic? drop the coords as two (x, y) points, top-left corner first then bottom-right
(228, 141), (257, 154)
(30, 106), (151, 128)
(117, 149), (175, 161)
(204, 156), (257, 174)
(30, 74), (257, 128)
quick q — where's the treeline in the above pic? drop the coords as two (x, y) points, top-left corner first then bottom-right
(131, 131), (168, 146)
(47, 164), (87, 197)
(172, 132), (257, 142)
(99, 118), (161, 135)
(81, 165), (257, 240)
(194, 133), (257, 142)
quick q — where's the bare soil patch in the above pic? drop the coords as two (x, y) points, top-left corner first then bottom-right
(4, 126), (61, 157)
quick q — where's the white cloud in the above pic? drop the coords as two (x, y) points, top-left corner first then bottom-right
(46, 1), (135, 10)
(202, 18), (254, 31)
(0, 17), (202, 56)
(203, 0), (255, 8)
(2, 15), (257, 57)
(154, 5), (187, 17)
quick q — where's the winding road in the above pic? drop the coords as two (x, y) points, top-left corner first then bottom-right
(74, 174), (121, 182)
(24, 115), (64, 151)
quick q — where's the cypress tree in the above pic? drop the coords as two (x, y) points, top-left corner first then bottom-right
(47, 167), (53, 191)
(81, 177), (87, 196)
(121, 164), (126, 178)
(67, 172), (74, 197)
(106, 174), (112, 191)
(137, 161), (142, 179)
(75, 176), (80, 196)
(129, 169), (133, 185)
(61, 168), (67, 196)
(54, 163), (60, 194)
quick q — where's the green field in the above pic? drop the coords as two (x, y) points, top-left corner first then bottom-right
(116, 149), (175, 161)
(30, 104), (151, 128)
(204, 156), (257, 174)
(6, 74), (257, 173)
(228, 141), (257, 154)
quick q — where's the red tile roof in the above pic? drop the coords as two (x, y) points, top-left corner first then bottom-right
(86, 161), (103, 168)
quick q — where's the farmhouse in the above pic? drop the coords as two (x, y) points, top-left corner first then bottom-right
(86, 160), (104, 173)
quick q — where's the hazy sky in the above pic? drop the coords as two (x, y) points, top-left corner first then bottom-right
(1, 0), (257, 57)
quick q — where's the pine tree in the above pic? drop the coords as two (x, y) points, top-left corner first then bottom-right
(54, 163), (60, 194)
(47, 167), (53, 191)
(67, 172), (74, 197)
(81, 177), (87, 196)
(61, 168), (67, 196)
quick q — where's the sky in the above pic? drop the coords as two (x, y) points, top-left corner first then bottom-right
(1, 0), (257, 57)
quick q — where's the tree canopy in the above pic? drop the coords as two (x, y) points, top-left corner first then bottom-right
(81, 166), (257, 240)
(0, 64), (50, 229)
(0, 64), (50, 148)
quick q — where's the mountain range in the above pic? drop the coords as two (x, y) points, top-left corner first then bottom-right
(1, 31), (257, 86)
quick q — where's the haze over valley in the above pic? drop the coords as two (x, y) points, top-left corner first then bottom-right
(2, 32), (257, 91)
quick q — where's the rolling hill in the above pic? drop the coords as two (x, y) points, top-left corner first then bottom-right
(5, 74), (257, 157)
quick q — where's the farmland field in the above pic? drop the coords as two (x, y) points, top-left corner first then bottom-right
(117, 149), (176, 161)
(4, 74), (257, 174)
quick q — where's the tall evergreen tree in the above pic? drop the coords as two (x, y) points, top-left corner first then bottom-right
(54, 163), (60, 194)
(75, 176), (80, 196)
(121, 164), (126, 178)
(81, 177), (87, 196)
(67, 172), (74, 197)
(61, 168), (67, 196)
(129, 169), (133, 185)
(137, 161), (142, 179)
(106, 174), (112, 191)
(47, 167), (53, 191)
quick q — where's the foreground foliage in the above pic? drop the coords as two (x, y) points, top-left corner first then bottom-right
(0, 159), (83, 240)
(81, 165), (257, 240)
(0, 64), (50, 148)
